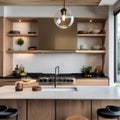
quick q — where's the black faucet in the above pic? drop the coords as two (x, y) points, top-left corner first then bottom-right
(54, 66), (60, 88)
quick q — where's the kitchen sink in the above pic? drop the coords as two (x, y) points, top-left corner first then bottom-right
(41, 86), (78, 91)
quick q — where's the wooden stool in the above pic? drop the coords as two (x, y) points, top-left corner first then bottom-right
(66, 115), (88, 120)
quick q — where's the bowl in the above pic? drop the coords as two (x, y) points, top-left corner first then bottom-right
(9, 30), (20, 34)
(80, 45), (88, 50)
(21, 78), (31, 82)
(89, 29), (101, 34)
(78, 30), (88, 34)
(91, 45), (102, 50)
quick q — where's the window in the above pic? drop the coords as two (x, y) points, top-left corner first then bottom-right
(115, 11), (120, 82)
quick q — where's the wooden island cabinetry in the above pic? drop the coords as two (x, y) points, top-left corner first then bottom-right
(27, 100), (91, 120)
(0, 99), (119, 120)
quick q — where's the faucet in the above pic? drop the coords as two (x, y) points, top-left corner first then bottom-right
(54, 66), (60, 88)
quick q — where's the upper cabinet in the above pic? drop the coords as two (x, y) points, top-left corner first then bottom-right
(76, 18), (107, 54)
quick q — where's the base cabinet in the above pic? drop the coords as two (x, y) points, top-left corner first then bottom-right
(28, 100), (55, 120)
(56, 100), (91, 120)
(28, 100), (91, 120)
(1, 100), (120, 120)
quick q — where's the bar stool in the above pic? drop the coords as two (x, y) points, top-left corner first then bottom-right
(66, 115), (88, 120)
(0, 105), (18, 120)
(97, 105), (120, 120)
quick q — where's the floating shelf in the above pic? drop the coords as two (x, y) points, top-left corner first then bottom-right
(6, 50), (75, 54)
(7, 34), (38, 37)
(76, 50), (106, 54)
(77, 34), (106, 37)
(6, 49), (106, 54)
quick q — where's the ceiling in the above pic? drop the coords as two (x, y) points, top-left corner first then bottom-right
(0, 0), (102, 6)
(0, 0), (118, 6)
(99, 0), (118, 5)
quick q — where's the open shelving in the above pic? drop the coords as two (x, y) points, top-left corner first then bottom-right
(7, 34), (38, 37)
(77, 34), (106, 37)
(76, 49), (106, 54)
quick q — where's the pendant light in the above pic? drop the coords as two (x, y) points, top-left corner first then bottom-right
(54, 0), (74, 29)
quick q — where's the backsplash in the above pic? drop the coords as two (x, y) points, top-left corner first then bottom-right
(13, 53), (102, 73)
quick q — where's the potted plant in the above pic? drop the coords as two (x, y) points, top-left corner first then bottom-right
(81, 66), (92, 77)
(17, 38), (24, 50)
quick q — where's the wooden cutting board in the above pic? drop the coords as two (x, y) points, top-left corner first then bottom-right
(15, 80), (39, 88)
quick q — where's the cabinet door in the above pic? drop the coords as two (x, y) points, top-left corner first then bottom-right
(56, 100), (91, 120)
(28, 100), (55, 120)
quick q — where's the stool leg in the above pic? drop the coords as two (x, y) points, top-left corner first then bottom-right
(97, 115), (99, 120)
(16, 114), (18, 120)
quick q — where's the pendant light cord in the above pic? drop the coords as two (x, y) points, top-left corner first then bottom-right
(64, 0), (65, 8)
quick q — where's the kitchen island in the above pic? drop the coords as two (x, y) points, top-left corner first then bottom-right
(0, 86), (120, 120)
(0, 86), (119, 99)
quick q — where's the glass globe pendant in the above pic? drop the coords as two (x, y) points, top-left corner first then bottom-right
(54, 0), (74, 29)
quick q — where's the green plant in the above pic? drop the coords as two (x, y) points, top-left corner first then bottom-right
(118, 62), (120, 74)
(81, 66), (92, 74)
(17, 38), (24, 50)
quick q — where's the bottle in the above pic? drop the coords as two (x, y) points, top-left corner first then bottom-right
(14, 64), (20, 77)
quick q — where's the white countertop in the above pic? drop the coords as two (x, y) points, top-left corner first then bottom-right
(0, 85), (120, 100)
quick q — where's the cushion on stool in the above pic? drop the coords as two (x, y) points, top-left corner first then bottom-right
(106, 105), (120, 112)
(0, 108), (18, 119)
(0, 105), (8, 112)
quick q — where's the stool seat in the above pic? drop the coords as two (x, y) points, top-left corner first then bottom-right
(66, 115), (88, 120)
(0, 105), (18, 120)
(106, 105), (120, 113)
(97, 108), (120, 119)
(97, 105), (120, 120)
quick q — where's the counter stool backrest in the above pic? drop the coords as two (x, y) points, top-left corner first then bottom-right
(66, 115), (88, 120)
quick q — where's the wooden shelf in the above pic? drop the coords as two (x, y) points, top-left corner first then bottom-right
(7, 34), (38, 37)
(76, 49), (106, 54)
(6, 49), (106, 54)
(6, 50), (75, 54)
(77, 34), (106, 37)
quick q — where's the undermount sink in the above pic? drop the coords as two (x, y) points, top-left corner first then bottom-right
(41, 86), (78, 91)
